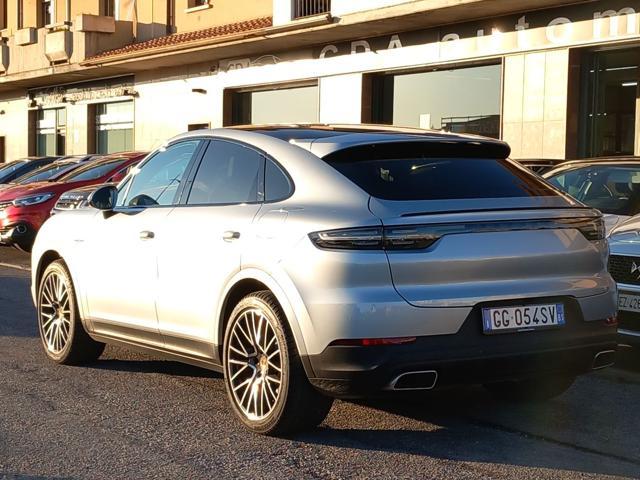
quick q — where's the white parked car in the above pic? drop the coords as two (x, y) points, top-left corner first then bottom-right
(31, 126), (618, 435)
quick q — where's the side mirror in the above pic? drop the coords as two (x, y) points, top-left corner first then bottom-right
(89, 185), (118, 211)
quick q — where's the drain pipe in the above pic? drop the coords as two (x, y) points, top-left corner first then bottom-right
(65, 0), (71, 24)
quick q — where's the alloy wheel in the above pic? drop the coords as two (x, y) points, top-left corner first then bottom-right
(226, 308), (283, 421)
(39, 271), (72, 354)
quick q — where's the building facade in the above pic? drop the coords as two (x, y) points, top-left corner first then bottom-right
(0, 0), (638, 162)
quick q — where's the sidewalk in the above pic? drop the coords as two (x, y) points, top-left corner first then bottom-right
(0, 247), (30, 271)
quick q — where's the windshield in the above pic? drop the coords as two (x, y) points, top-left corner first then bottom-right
(546, 165), (640, 216)
(58, 158), (127, 183)
(0, 160), (27, 178)
(324, 145), (558, 201)
(12, 162), (78, 185)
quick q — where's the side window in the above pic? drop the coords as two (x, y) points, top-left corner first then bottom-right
(187, 140), (264, 205)
(124, 141), (200, 207)
(265, 159), (292, 202)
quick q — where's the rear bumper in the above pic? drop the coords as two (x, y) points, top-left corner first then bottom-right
(305, 297), (617, 398)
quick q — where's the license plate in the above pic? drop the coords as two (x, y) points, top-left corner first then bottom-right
(618, 293), (640, 313)
(482, 304), (565, 334)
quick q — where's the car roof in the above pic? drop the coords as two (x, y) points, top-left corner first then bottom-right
(544, 156), (640, 177)
(173, 124), (511, 158)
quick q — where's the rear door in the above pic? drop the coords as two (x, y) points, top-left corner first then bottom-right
(324, 142), (611, 308)
(155, 139), (264, 361)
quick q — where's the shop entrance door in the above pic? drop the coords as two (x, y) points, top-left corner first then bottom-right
(580, 47), (639, 158)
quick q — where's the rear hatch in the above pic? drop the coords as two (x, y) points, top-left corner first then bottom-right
(323, 141), (611, 308)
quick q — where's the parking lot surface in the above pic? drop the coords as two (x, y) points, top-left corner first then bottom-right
(1, 262), (639, 480)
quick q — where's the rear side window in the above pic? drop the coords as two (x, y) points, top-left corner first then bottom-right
(187, 140), (264, 205)
(265, 160), (292, 202)
(324, 144), (558, 201)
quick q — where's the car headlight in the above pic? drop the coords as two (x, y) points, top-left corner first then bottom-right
(54, 190), (92, 211)
(12, 192), (55, 207)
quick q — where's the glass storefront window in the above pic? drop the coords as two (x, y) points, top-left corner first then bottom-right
(371, 64), (502, 138)
(580, 48), (638, 158)
(36, 108), (66, 156)
(229, 85), (319, 125)
(95, 101), (134, 154)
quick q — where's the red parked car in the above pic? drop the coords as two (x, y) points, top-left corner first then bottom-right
(0, 152), (146, 251)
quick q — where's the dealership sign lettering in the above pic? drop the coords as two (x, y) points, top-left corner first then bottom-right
(218, 0), (640, 73)
(317, 1), (640, 59)
(316, 0), (640, 59)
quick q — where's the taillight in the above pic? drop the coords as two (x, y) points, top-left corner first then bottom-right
(308, 227), (383, 250)
(570, 217), (605, 242)
(308, 226), (440, 251)
(384, 226), (441, 250)
(310, 217), (605, 251)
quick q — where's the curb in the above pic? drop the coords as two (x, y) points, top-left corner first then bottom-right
(0, 262), (30, 272)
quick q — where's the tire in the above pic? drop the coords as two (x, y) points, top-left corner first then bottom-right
(37, 260), (105, 365)
(223, 290), (333, 435)
(484, 375), (576, 403)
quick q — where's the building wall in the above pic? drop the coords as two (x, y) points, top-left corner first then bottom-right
(503, 50), (570, 159)
(0, 1), (639, 161)
(332, 0), (416, 17)
(174, 0), (271, 33)
(0, 92), (30, 160)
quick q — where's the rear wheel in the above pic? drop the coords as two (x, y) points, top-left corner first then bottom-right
(484, 375), (576, 402)
(37, 260), (105, 364)
(223, 291), (333, 435)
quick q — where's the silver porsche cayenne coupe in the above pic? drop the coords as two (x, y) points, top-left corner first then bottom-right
(31, 125), (618, 435)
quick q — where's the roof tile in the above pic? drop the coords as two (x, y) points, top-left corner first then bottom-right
(88, 17), (273, 61)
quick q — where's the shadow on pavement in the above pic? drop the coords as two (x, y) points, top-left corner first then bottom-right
(295, 389), (640, 478)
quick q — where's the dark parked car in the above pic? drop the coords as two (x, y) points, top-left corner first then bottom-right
(544, 157), (640, 232)
(0, 157), (58, 184)
(0, 152), (146, 251)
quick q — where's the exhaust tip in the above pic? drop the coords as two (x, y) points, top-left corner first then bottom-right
(389, 370), (438, 391)
(592, 350), (616, 370)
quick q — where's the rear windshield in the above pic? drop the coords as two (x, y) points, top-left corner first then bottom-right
(324, 145), (558, 201)
(58, 158), (126, 183)
(13, 162), (77, 184)
(546, 164), (640, 216)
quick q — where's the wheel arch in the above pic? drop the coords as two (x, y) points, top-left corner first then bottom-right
(34, 249), (63, 290)
(217, 268), (315, 377)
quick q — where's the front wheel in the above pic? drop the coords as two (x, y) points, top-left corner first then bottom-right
(484, 375), (576, 402)
(223, 291), (333, 435)
(37, 260), (105, 364)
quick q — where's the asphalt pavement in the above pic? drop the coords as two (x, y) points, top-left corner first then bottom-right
(1, 258), (640, 479)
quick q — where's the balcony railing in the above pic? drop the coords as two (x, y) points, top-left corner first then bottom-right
(293, 0), (331, 19)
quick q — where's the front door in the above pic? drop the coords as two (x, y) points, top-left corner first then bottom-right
(82, 140), (203, 345)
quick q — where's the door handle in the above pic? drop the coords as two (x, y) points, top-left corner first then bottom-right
(223, 231), (241, 242)
(139, 230), (155, 240)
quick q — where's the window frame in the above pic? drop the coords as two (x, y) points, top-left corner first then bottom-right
(94, 100), (135, 155)
(223, 81), (320, 127)
(176, 137), (295, 207)
(364, 60), (504, 138)
(115, 140), (206, 212)
(35, 107), (66, 156)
